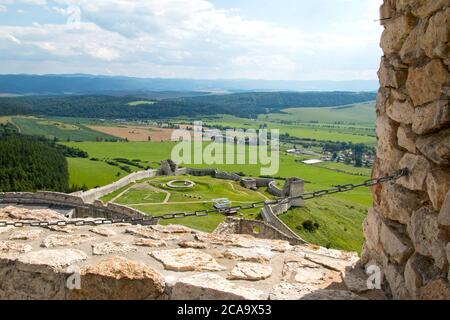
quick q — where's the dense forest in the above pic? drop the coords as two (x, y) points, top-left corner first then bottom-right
(0, 124), (81, 192)
(0, 91), (376, 119)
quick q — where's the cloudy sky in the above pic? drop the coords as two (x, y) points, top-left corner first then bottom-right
(0, 0), (383, 80)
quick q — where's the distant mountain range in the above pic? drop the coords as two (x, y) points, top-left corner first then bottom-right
(0, 74), (379, 95)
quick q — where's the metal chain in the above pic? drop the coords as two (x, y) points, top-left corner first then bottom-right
(0, 168), (408, 228)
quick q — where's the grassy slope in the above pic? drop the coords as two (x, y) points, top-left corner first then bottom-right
(280, 197), (367, 253)
(261, 101), (376, 125)
(67, 158), (128, 188)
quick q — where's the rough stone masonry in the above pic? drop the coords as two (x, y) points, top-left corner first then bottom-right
(0, 206), (380, 300)
(361, 0), (450, 300)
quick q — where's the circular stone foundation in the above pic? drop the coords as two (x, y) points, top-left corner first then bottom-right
(166, 180), (195, 189)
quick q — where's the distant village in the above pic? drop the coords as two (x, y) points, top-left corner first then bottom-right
(286, 148), (374, 168)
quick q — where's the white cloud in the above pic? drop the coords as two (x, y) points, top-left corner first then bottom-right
(0, 0), (383, 80)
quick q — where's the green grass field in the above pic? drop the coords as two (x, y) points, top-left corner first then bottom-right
(280, 197), (367, 253)
(67, 158), (128, 188)
(196, 114), (376, 145)
(260, 101), (376, 125)
(313, 161), (372, 177)
(101, 175), (269, 232)
(128, 101), (156, 106)
(10, 116), (117, 141)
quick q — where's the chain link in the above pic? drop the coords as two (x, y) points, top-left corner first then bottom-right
(0, 169), (408, 228)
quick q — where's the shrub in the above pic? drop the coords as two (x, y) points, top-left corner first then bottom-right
(302, 220), (320, 232)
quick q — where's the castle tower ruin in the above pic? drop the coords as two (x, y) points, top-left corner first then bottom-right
(362, 0), (450, 299)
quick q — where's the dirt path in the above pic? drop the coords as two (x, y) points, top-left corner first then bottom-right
(228, 182), (248, 195)
(110, 186), (133, 203)
(128, 200), (260, 206)
(145, 185), (171, 203)
(256, 191), (270, 200)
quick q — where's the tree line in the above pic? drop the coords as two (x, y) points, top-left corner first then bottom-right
(0, 92), (376, 120)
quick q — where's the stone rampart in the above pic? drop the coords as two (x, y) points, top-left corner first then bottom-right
(268, 181), (284, 197)
(76, 169), (158, 204)
(261, 203), (301, 241)
(215, 217), (306, 245)
(0, 191), (151, 223)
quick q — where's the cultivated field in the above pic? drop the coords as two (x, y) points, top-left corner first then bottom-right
(196, 115), (376, 145)
(87, 125), (176, 142)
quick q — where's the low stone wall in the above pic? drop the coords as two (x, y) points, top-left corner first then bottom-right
(255, 178), (275, 188)
(268, 181), (284, 197)
(185, 168), (216, 176)
(216, 217), (306, 245)
(215, 171), (241, 181)
(0, 192), (85, 207)
(261, 203), (301, 241)
(75, 169), (158, 204)
(0, 191), (152, 223)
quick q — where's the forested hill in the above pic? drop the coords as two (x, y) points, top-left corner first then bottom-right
(0, 134), (69, 192)
(0, 74), (379, 93)
(0, 91), (376, 119)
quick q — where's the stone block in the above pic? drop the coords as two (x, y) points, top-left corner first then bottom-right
(422, 8), (450, 59)
(378, 58), (408, 89)
(426, 168), (450, 210)
(397, 125), (417, 153)
(380, 183), (425, 225)
(398, 154), (430, 191)
(380, 221), (413, 265)
(438, 189), (450, 227)
(386, 99), (414, 124)
(412, 100), (450, 135)
(70, 256), (165, 300)
(380, 14), (416, 54)
(416, 128), (450, 166)
(406, 59), (450, 106)
(408, 206), (448, 269)
(171, 273), (267, 300)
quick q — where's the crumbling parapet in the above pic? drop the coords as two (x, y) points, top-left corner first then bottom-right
(363, 0), (450, 300)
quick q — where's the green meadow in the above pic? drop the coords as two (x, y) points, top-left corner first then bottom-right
(260, 101), (376, 125)
(195, 114), (376, 145)
(10, 116), (116, 141)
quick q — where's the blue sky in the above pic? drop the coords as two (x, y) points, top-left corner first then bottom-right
(0, 0), (383, 80)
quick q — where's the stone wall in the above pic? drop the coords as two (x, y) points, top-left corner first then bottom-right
(0, 192), (152, 223)
(362, 0), (450, 300)
(268, 181), (284, 197)
(215, 217), (306, 245)
(261, 203), (302, 241)
(76, 169), (158, 204)
(0, 217), (367, 300)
